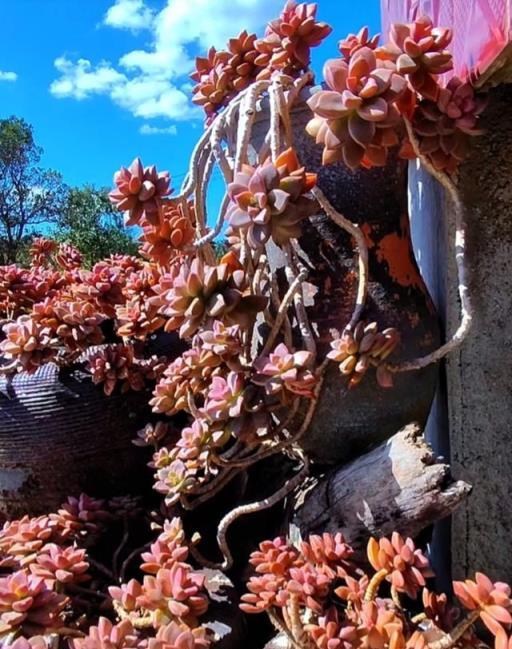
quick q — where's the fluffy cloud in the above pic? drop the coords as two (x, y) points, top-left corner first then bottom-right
(0, 70), (17, 82)
(140, 123), (178, 135)
(50, 0), (282, 122)
(104, 0), (154, 31)
(50, 58), (126, 100)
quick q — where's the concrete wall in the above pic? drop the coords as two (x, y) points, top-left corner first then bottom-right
(409, 83), (512, 582)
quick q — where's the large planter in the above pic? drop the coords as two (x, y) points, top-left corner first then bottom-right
(254, 96), (441, 464)
(0, 361), (151, 518)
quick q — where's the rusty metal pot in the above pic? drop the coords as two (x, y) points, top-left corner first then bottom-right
(253, 96), (440, 464)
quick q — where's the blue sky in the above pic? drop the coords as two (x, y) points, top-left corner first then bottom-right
(0, 0), (381, 196)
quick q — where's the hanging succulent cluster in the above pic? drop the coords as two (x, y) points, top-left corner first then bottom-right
(242, 532), (512, 649)
(308, 16), (486, 171)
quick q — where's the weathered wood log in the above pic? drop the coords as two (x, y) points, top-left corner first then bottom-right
(293, 423), (471, 549)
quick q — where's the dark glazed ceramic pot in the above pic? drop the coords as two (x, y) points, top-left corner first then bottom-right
(0, 362), (151, 518)
(253, 97), (440, 464)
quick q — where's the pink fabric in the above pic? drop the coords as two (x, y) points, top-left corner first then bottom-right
(381, 0), (512, 82)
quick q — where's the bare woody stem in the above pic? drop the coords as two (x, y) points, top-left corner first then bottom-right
(386, 118), (472, 373)
(191, 455), (309, 570)
(427, 609), (481, 649)
(364, 568), (389, 601)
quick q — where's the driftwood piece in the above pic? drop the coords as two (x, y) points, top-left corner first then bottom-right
(293, 423), (471, 549)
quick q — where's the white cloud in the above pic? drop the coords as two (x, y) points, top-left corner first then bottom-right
(50, 57), (126, 99)
(0, 70), (17, 82)
(50, 0), (282, 122)
(140, 123), (178, 135)
(104, 0), (154, 31)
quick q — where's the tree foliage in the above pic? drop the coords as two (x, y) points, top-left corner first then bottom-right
(0, 116), (67, 263)
(56, 186), (138, 267)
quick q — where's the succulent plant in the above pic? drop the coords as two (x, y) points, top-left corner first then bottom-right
(307, 607), (358, 649)
(55, 242), (83, 270)
(0, 266), (35, 318)
(29, 543), (89, 585)
(29, 238), (58, 268)
(367, 532), (433, 599)
(334, 574), (369, 612)
(140, 202), (196, 266)
(87, 343), (135, 395)
(116, 296), (166, 341)
(147, 621), (211, 649)
(226, 148), (318, 249)
(191, 47), (233, 121)
(150, 345), (228, 417)
(75, 263), (125, 317)
(194, 321), (243, 358)
(133, 421), (170, 448)
(421, 588), (458, 632)
(140, 519), (189, 574)
(49, 494), (110, 543)
(286, 563), (331, 613)
(0, 570), (67, 635)
(226, 30), (261, 92)
(0, 315), (57, 373)
(0, 516), (54, 570)
(307, 48), (408, 169)
(154, 459), (191, 506)
(378, 16), (453, 102)
(254, 1), (332, 77)
(31, 295), (108, 356)
(10, 637), (49, 649)
(240, 537), (301, 613)
(409, 76), (486, 174)
(252, 343), (316, 399)
(301, 532), (355, 579)
(138, 564), (209, 623)
(109, 158), (172, 227)
(327, 322), (400, 389)
(356, 600), (404, 649)
(454, 573), (512, 636)
(151, 256), (266, 338)
(339, 27), (380, 61)
(109, 579), (144, 613)
(86, 343), (156, 396)
(204, 371), (246, 421)
(72, 618), (143, 649)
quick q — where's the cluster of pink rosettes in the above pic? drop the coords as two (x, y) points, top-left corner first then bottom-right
(0, 494), (106, 641)
(0, 249), (177, 387)
(0, 499), (212, 648)
(191, 1), (332, 122)
(148, 320), (317, 505)
(87, 344), (165, 396)
(242, 531), (512, 649)
(308, 16), (486, 172)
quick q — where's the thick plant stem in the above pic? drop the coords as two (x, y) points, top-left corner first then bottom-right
(427, 610), (480, 649)
(364, 568), (389, 601)
(191, 456), (309, 570)
(260, 268), (308, 356)
(387, 119), (473, 373)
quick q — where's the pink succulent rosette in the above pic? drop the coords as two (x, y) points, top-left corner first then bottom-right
(109, 158), (171, 227)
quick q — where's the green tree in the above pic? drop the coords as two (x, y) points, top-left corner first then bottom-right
(56, 186), (138, 267)
(0, 116), (67, 263)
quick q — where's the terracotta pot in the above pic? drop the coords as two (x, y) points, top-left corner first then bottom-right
(253, 97), (440, 464)
(0, 361), (153, 518)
